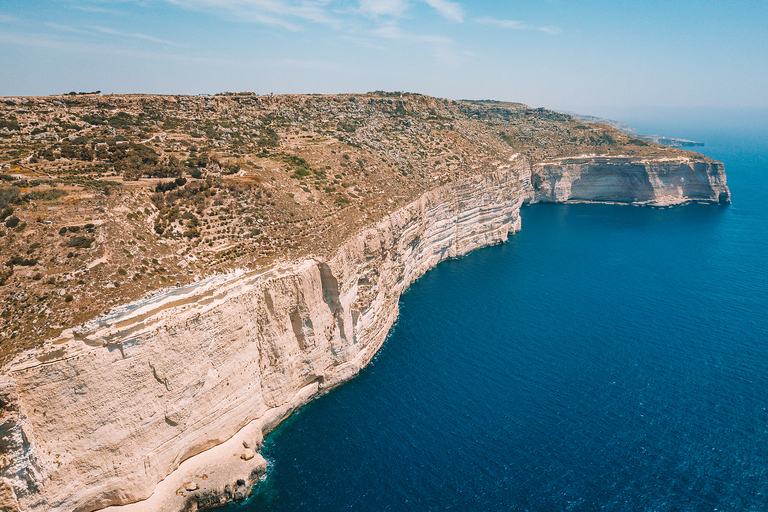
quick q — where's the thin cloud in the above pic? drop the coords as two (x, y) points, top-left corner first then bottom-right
(372, 23), (408, 40)
(420, 0), (463, 22)
(44, 22), (84, 33)
(358, 0), (407, 18)
(369, 23), (464, 65)
(358, 0), (463, 22)
(91, 25), (182, 46)
(537, 25), (562, 35)
(475, 16), (561, 35)
(0, 31), (176, 58)
(371, 23), (450, 45)
(167, 0), (340, 30)
(70, 4), (125, 15)
(0, 29), (257, 72)
(431, 45), (472, 66)
(475, 17), (524, 30)
(0, 13), (19, 23)
(277, 58), (343, 72)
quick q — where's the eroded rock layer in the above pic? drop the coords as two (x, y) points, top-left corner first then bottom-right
(531, 156), (730, 206)
(1, 159), (529, 512)
(0, 150), (730, 512)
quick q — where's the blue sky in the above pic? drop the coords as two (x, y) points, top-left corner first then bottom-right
(1, 0), (766, 111)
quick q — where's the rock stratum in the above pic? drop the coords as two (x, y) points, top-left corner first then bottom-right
(0, 94), (729, 512)
(531, 155), (730, 206)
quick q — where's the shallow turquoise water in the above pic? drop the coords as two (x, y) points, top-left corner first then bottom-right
(226, 111), (768, 511)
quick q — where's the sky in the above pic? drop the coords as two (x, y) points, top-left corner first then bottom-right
(1, 0), (767, 112)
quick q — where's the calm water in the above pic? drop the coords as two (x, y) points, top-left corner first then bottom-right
(228, 110), (768, 511)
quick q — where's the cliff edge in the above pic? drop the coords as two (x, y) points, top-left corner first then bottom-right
(1, 162), (528, 512)
(0, 94), (729, 512)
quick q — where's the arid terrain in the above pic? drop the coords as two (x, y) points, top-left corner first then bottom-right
(0, 92), (732, 512)
(0, 92), (709, 363)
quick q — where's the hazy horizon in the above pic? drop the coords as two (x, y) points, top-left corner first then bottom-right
(2, 1), (766, 113)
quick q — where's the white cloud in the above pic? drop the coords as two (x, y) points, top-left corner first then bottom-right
(91, 25), (182, 45)
(70, 4), (125, 15)
(475, 17), (524, 30)
(167, 0), (340, 30)
(475, 16), (561, 35)
(44, 22), (84, 33)
(277, 58), (343, 72)
(358, 0), (408, 18)
(371, 22), (450, 45)
(358, 0), (463, 22)
(0, 30), (188, 60)
(537, 25), (562, 35)
(431, 45), (472, 66)
(0, 13), (19, 23)
(368, 22), (464, 65)
(420, 0), (463, 22)
(372, 23), (407, 39)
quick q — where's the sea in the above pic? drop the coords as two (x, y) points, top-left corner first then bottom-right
(225, 108), (768, 511)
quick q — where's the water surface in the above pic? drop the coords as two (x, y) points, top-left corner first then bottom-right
(226, 112), (768, 511)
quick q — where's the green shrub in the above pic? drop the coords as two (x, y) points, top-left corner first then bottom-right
(24, 189), (67, 202)
(334, 195), (351, 206)
(6, 255), (37, 267)
(66, 236), (94, 249)
(0, 187), (20, 209)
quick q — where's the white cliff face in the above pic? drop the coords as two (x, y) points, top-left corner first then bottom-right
(0, 161), (528, 512)
(0, 154), (730, 512)
(531, 156), (730, 206)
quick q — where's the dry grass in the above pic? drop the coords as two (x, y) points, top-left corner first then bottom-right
(0, 92), (701, 364)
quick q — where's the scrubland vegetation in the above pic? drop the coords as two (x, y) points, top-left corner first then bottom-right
(0, 91), (692, 361)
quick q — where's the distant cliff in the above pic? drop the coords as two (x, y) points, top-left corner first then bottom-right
(531, 156), (729, 206)
(563, 112), (707, 148)
(0, 94), (730, 512)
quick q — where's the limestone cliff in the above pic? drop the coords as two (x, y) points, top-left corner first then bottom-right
(0, 149), (730, 512)
(0, 159), (528, 512)
(530, 155), (730, 206)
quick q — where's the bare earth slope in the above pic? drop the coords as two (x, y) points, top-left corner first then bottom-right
(0, 93), (729, 512)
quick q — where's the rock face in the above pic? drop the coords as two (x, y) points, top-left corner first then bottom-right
(531, 156), (730, 206)
(0, 160), (528, 512)
(0, 154), (729, 512)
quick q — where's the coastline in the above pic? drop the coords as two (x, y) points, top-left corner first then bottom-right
(0, 151), (729, 512)
(1, 163), (527, 512)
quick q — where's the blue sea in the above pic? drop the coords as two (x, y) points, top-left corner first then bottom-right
(227, 108), (768, 511)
